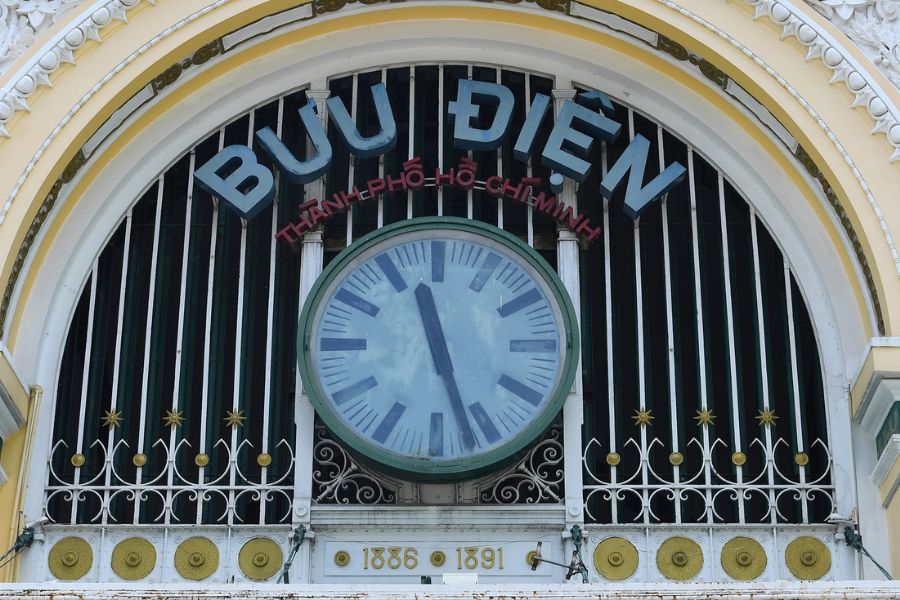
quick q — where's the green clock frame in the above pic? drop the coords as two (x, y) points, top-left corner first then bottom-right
(297, 216), (580, 480)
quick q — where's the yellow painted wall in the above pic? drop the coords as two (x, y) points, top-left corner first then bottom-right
(1, 427), (26, 580)
(889, 499), (900, 577)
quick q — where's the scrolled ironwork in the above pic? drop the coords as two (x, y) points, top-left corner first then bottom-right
(582, 434), (835, 525)
(475, 425), (564, 504)
(44, 433), (295, 526)
(312, 425), (398, 505)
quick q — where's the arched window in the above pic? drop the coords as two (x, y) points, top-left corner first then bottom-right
(45, 64), (833, 565)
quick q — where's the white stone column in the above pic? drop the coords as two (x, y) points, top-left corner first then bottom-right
(289, 82), (329, 583)
(552, 83), (585, 527)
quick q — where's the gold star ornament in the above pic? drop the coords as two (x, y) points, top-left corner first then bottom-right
(163, 409), (185, 428)
(756, 408), (779, 427)
(694, 409), (716, 427)
(631, 409), (654, 427)
(101, 409), (123, 428)
(224, 409), (246, 429)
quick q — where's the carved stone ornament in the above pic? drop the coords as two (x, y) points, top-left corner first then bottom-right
(0, 1), (86, 77)
(805, 1), (900, 88)
(0, 0), (146, 139)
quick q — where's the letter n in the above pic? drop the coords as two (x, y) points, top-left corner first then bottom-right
(599, 135), (687, 219)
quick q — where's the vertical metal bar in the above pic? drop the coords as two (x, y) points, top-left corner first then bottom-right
(496, 67), (503, 229)
(525, 74), (534, 248)
(407, 66), (415, 220)
(437, 64), (444, 217)
(688, 148), (714, 524)
(259, 98), (284, 525)
(165, 151), (196, 526)
(197, 128), (226, 524)
(132, 176), (165, 525)
(601, 140), (617, 524)
(718, 171), (746, 524)
(101, 212), (133, 526)
(552, 75), (584, 527)
(466, 64), (473, 220)
(226, 112), (254, 527)
(750, 211), (778, 524)
(292, 84), (330, 569)
(784, 261), (810, 523)
(658, 125), (681, 524)
(627, 110), (651, 525)
(347, 74), (358, 245)
(378, 68), (386, 229)
(70, 262), (98, 524)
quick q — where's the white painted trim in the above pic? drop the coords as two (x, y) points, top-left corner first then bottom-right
(0, 462), (7, 486)
(857, 379), (900, 435)
(568, 3), (658, 45)
(2, 582), (900, 598)
(222, 4), (314, 51)
(871, 435), (900, 492)
(0, 397), (20, 439)
(0, 333), (28, 439)
(310, 504), (566, 528)
(0, 342), (30, 394)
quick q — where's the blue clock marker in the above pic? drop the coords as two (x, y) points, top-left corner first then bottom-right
(320, 338), (367, 351)
(335, 288), (380, 316)
(470, 253), (502, 292)
(509, 339), (557, 353)
(375, 254), (407, 292)
(497, 288), (542, 317)
(332, 376), (378, 405)
(431, 241), (445, 282)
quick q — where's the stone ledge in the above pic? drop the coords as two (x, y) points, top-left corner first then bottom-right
(2, 582), (900, 599)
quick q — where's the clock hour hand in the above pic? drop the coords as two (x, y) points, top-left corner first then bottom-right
(413, 283), (476, 451)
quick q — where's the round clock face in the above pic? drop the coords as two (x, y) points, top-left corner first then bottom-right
(298, 217), (579, 478)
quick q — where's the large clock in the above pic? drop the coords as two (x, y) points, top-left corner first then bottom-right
(297, 217), (579, 479)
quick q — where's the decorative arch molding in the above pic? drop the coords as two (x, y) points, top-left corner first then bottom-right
(0, 0), (895, 355)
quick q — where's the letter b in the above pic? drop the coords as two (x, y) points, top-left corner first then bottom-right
(194, 145), (275, 220)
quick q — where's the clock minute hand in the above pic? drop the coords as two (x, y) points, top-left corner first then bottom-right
(413, 283), (476, 451)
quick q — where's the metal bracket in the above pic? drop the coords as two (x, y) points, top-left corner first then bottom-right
(528, 525), (589, 583)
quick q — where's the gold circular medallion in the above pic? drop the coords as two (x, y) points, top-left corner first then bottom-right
(669, 452), (684, 466)
(333, 550), (351, 567)
(731, 452), (747, 466)
(430, 550), (446, 567)
(526, 550), (539, 567)
(785, 536), (831, 580)
(657, 536), (703, 580)
(194, 453), (209, 467)
(257, 453), (272, 467)
(593, 537), (638, 581)
(721, 537), (766, 580)
(238, 538), (282, 581)
(70, 453), (85, 468)
(132, 453), (147, 468)
(175, 537), (218, 580)
(606, 452), (621, 466)
(794, 452), (810, 466)
(48, 537), (92, 580)
(111, 537), (156, 580)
